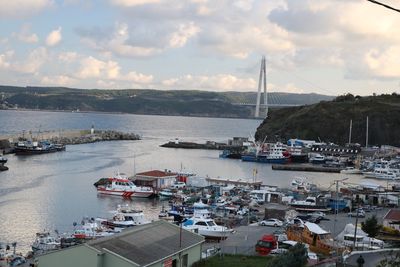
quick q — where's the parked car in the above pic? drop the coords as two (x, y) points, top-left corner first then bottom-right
(171, 182), (186, 189)
(307, 211), (326, 218)
(348, 209), (365, 218)
(259, 218), (283, 227)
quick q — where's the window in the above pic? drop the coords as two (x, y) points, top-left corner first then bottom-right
(182, 254), (188, 267)
(195, 221), (207, 226)
(206, 221), (216, 226)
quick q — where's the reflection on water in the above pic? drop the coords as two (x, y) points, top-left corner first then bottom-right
(0, 110), (387, 253)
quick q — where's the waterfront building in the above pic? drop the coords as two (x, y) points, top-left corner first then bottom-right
(133, 170), (178, 192)
(37, 220), (204, 267)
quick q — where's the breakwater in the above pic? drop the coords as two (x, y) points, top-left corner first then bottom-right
(160, 140), (238, 150)
(0, 129), (141, 153)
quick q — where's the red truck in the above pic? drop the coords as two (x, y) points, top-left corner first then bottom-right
(255, 234), (277, 255)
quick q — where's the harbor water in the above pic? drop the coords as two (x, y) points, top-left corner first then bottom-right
(0, 110), (387, 252)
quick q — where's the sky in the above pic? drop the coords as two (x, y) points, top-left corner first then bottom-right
(0, 0), (400, 96)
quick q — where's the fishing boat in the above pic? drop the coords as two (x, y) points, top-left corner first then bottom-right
(290, 196), (331, 212)
(158, 188), (175, 198)
(96, 173), (154, 198)
(242, 142), (289, 164)
(72, 218), (117, 240)
(97, 205), (150, 228)
(286, 222), (343, 255)
(31, 232), (61, 252)
(14, 140), (65, 155)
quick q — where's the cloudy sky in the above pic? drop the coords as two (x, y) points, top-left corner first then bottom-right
(1, 0), (400, 96)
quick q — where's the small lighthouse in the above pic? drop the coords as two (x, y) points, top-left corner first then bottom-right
(90, 124), (94, 135)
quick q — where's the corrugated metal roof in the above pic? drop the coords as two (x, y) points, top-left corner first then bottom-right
(89, 220), (204, 266)
(384, 209), (400, 221)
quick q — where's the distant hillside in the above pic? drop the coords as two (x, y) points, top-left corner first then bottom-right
(0, 85), (333, 118)
(255, 94), (400, 146)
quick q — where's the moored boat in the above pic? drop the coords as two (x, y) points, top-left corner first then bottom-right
(31, 232), (61, 253)
(14, 140), (65, 155)
(96, 173), (154, 198)
(97, 205), (150, 228)
(182, 217), (234, 239)
(290, 196), (331, 212)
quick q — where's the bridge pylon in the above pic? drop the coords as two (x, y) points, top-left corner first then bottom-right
(255, 56), (268, 118)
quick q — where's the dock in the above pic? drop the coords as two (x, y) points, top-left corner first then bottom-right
(272, 163), (342, 173)
(160, 141), (240, 150)
(205, 177), (262, 187)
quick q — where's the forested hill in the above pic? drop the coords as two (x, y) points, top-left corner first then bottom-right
(255, 94), (400, 146)
(0, 85), (333, 118)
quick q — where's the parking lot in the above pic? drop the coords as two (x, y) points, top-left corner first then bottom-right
(202, 207), (391, 255)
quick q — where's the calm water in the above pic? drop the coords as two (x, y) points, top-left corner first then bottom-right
(0, 110), (381, 252)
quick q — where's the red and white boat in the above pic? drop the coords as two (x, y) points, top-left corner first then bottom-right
(97, 173), (154, 198)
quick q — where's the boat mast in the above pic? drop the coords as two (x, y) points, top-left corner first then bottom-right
(348, 119), (352, 145)
(365, 116), (369, 148)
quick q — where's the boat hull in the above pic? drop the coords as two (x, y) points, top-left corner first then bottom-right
(242, 155), (288, 164)
(97, 188), (153, 198)
(290, 204), (331, 212)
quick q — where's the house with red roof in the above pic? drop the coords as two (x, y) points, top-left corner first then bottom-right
(383, 209), (400, 231)
(133, 170), (178, 191)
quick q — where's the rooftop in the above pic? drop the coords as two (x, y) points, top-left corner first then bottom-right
(135, 170), (178, 178)
(383, 209), (400, 221)
(89, 220), (204, 266)
(305, 222), (329, 235)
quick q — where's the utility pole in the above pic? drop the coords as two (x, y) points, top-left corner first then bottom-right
(353, 204), (360, 249)
(333, 178), (348, 257)
(365, 116), (369, 149)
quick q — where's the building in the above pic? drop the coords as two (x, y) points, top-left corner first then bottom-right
(37, 220), (204, 267)
(133, 170), (178, 192)
(383, 209), (400, 231)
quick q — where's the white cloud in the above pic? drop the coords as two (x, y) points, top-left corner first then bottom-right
(13, 47), (48, 73)
(41, 75), (77, 86)
(110, 0), (161, 7)
(161, 74), (256, 91)
(46, 27), (62, 46)
(0, 50), (14, 69)
(58, 51), (79, 62)
(15, 24), (39, 43)
(77, 56), (153, 83)
(168, 22), (200, 48)
(0, 0), (53, 19)
(365, 46), (400, 78)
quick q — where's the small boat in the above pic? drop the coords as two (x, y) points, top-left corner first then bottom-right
(31, 232), (61, 252)
(97, 205), (150, 228)
(183, 217), (234, 239)
(0, 156), (7, 164)
(340, 167), (362, 174)
(72, 218), (117, 240)
(96, 173), (154, 198)
(309, 153), (326, 164)
(158, 188), (175, 198)
(0, 243), (26, 266)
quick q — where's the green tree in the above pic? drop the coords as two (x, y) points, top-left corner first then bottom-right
(266, 243), (308, 267)
(361, 215), (381, 238)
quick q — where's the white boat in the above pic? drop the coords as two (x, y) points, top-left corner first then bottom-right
(309, 153), (325, 164)
(31, 232), (61, 252)
(291, 177), (313, 192)
(73, 218), (117, 240)
(0, 243), (26, 266)
(97, 173), (154, 198)
(97, 205), (150, 228)
(158, 188), (175, 198)
(182, 217), (234, 239)
(340, 167), (362, 174)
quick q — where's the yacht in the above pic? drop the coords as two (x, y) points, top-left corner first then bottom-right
(182, 217), (234, 239)
(340, 167), (362, 175)
(73, 218), (117, 239)
(97, 205), (150, 228)
(309, 153), (326, 164)
(158, 188), (175, 198)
